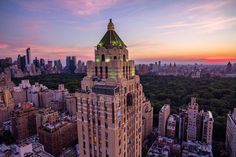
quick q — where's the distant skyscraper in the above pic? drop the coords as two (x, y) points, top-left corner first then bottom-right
(17, 55), (26, 71)
(65, 56), (76, 73)
(226, 108), (236, 157)
(33, 57), (40, 68)
(226, 61), (232, 73)
(26, 48), (31, 65)
(158, 104), (170, 137)
(54, 59), (62, 72)
(40, 58), (45, 67)
(75, 19), (148, 157)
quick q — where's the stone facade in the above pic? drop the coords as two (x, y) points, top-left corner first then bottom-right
(75, 19), (152, 157)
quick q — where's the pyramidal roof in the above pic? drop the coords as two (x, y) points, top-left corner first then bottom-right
(98, 19), (126, 48)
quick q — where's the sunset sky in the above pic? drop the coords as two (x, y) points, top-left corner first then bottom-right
(0, 0), (236, 64)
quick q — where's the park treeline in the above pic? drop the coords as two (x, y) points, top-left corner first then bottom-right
(13, 74), (236, 143)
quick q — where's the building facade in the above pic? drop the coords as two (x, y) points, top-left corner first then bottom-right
(11, 102), (38, 141)
(142, 99), (153, 141)
(187, 97), (198, 141)
(38, 119), (77, 156)
(158, 104), (170, 137)
(75, 19), (150, 157)
(226, 108), (236, 157)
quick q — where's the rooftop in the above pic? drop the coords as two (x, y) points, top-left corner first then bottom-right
(97, 19), (126, 48)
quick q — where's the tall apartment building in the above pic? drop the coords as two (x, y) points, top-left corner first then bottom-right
(65, 95), (77, 115)
(142, 99), (153, 141)
(158, 104), (170, 137)
(166, 114), (179, 139)
(202, 111), (214, 144)
(226, 108), (236, 157)
(75, 19), (150, 157)
(159, 98), (214, 145)
(187, 97), (198, 141)
(11, 102), (38, 141)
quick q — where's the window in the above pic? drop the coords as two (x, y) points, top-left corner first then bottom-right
(127, 93), (133, 106)
(95, 66), (98, 76)
(100, 67), (103, 78)
(123, 54), (126, 61)
(114, 56), (117, 60)
(105, 66), (108, 79)
(102, 54), (105, 62)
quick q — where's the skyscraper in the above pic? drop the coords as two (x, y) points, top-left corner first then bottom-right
(65, 56), (76, 73)
(75, 19), (148, 157)
(187, 97), (198, 141)
(17, 55), (26, 71)
(202, 111), (214, 144)
(158, 104), (170, 137)
(26, 47), (31, 65)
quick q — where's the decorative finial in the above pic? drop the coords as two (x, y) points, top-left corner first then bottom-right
(108, 18), (114, 31)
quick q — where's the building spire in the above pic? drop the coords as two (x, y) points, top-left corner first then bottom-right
(107, 18), (115, 31)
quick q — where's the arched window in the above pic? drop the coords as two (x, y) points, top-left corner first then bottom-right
(123, 54), (126, 61)
(101, 54), (105, 62)
(114, 56), (117, 60)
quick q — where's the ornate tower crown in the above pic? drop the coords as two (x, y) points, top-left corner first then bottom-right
(98, 19), (126, 48)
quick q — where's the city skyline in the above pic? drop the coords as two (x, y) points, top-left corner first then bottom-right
(1, 0), (236, 64)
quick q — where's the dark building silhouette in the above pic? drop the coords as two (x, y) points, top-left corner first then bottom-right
(17, 55), (26, 71)
(26, 48), (31, 65)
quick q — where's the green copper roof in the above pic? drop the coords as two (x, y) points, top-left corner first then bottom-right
(97, 19), (126, 48)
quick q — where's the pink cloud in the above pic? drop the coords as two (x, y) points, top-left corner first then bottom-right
(187, 1), (230, 12)
(59, 0), (119, 16)
(0, 43), (8, 49)
(0, 41), (94, 62)
(18, 0), (120, 16)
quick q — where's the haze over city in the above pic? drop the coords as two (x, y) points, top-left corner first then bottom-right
(1, 0), (236, 64)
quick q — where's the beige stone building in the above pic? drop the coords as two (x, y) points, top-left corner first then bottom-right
(0, 89), (15, 126)
(226, 108), (236, 157)
(66, 95), (77, 115)
(187, 97), (198, 141)
(75, 19), (152, 157)
(202, 111), (214, 144)
(186, 97), (214, 144)
(158, 104), (170, 137)
(142, 99), (153, 141)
